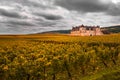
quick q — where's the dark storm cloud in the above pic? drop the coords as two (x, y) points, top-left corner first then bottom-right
(0, 0), (120, 34)
(0, 8), (22, 18)
(55, 0), (112, 12)
(39, 21), (56, 27)
(55, 0), (120, 16)
(106, 3), (120, 16)
(28, 0), (56, 9)
(8, 20), (35, 26)
(35, 13), (63, 20)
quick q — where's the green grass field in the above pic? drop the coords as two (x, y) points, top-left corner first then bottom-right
(0, 33), (120, 80)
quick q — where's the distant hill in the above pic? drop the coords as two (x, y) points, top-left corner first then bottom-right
(40, 30), (71, 34)
(40, 25), (120, 34)
(101, 25), (120, 33)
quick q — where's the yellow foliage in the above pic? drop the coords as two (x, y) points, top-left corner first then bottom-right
(3, 65), (8, 70)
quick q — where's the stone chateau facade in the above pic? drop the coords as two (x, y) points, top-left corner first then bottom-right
(70, 24), (103, 36)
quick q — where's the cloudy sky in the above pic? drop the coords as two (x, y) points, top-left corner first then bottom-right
(0, 0), (120, 34)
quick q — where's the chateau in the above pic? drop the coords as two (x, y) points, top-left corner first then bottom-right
(70, 24), (103, 36)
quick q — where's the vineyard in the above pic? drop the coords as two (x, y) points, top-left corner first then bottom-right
(0, 34), (120, 80)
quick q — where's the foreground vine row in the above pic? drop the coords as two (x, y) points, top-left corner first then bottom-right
(0, 34), (120, 80)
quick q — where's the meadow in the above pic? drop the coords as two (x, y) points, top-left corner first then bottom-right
(0, 33), (120, 80)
